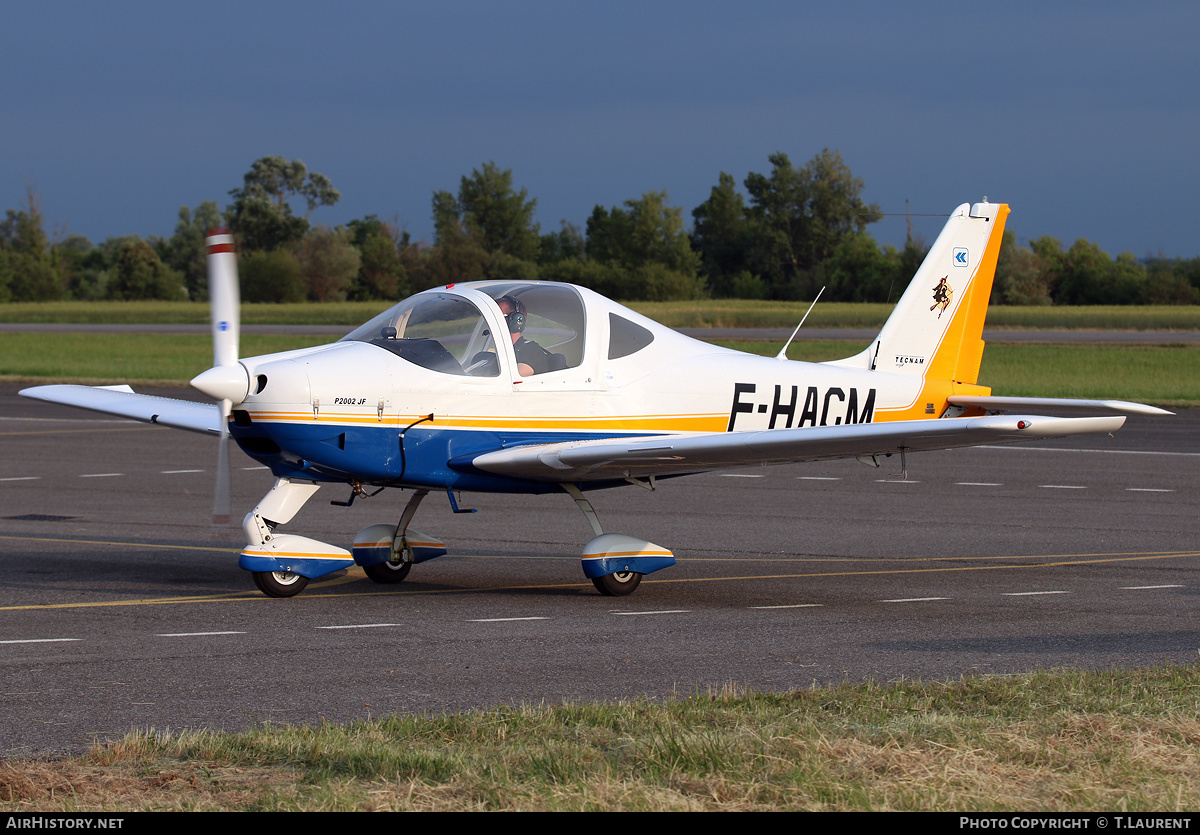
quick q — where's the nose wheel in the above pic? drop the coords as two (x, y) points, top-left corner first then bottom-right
(363, 559), (412, 583)
(252, 570), (310, 598)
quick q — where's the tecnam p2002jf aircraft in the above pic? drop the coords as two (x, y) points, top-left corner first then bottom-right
(20, 201), (1170, 598)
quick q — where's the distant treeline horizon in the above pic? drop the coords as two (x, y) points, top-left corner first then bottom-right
(3, 154), (1198, 306)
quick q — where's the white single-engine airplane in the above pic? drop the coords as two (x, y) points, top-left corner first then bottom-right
(21, 201), (1171, 598)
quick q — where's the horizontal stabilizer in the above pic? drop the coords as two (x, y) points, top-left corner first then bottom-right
(948, 395), (1172, 416)
(466, 414), (1127, 483)
(19, 384), (222, 435)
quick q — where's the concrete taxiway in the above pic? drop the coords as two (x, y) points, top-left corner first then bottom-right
(1, 384), (1196, 756)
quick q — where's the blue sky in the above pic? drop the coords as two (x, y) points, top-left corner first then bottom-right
(4, 1), (1198, 258)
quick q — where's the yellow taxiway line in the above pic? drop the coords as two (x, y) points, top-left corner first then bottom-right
(0, 533), (1196, 611)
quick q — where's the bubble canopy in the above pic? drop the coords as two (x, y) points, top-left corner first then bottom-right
(341, 282), (595, 376)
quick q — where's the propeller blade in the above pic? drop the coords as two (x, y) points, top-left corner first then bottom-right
(213, 399), (232, 526)
(204, 228), (239, 527)
(206, 227), (240, 369)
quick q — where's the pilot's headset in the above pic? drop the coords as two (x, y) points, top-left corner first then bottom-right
(497, 295), (526, 334)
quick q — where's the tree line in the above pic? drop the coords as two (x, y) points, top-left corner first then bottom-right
(3, 154), (1198, 305)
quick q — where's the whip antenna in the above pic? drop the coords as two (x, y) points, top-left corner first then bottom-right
(775, 286), (825, 360)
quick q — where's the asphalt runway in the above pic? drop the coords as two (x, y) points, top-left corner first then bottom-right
(2, 383), (1197, 756)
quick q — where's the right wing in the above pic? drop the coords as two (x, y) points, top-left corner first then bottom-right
(464, 413), (1127, 483)
(19, 384), (222, 435)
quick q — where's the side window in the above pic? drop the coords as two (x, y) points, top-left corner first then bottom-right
(608, 313), (654, 360)
(481, 284), (587, 372)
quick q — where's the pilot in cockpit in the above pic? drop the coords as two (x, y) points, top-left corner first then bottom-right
(496, 294), (555, 376)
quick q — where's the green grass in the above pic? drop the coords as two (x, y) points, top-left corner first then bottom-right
(5, 667), (1200, 811)
(636, 299), (895, 329)
(4, 334), (1197, 406)
(0, 300), (387, 326)
(0, 333), (323, 385)
(980, 343), (1200, 403)
(5, 299), (1200, 330)
(983, 305), (1200, 331)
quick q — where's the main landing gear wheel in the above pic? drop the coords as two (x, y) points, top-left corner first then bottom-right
(253, 570), (309, 598)
(592, 570), (643, 596)
(363, 560), (412, 584)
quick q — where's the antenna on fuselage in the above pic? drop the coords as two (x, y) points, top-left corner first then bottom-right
(775, 286), (825, 361)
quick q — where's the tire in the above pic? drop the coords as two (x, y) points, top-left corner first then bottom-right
(363, 560), (412, 584)
(591, 570), (643, 596)
(253, 570), (309, 598)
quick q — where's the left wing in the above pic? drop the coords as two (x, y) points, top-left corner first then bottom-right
(19, 384), (222, 435)
(464, 413), (1126, 483)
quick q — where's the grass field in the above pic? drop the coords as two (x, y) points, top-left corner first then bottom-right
(4, 667), (1199, 811)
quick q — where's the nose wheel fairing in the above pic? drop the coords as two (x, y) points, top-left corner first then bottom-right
(352, 522), (447, 569)
(239, 538), (355, 579)
(238, 477), (356, 579)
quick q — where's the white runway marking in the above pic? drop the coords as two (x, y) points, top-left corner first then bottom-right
(1040, 485), (1086, 489)
(0, 477), (40, 482)
(1121, 584), (1184, 590)
(1126, 488), (1173, 493)
(316, 623), (406, 630)
(612, 610), (690, 616)
(956, 482), (1002, 486)
(80, 472), (123, 478)
(721, 474), (764, 478)
(797, 476), (840, 481)
(880, 597), (950, 603)
(468, 617), (550, 622)
(157, 631), (246, 637)
(1004, 590), (1069, 596)
(0, 638), (81, 644)
(980, 445), (1200, 458)
(750, 603), (824, 609)
(161, 469), (203, 474)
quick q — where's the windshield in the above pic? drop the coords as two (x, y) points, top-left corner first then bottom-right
(342, 293), (498, 376)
